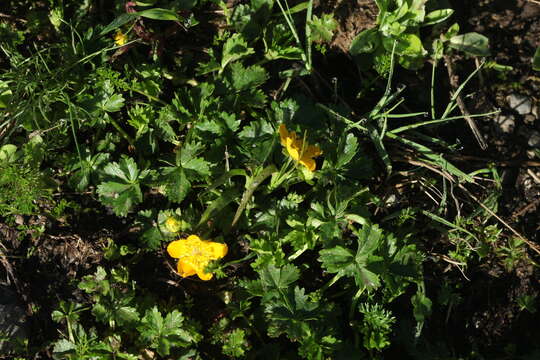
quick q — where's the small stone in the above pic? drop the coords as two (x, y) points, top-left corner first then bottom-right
(527, 149), (538, 159)
(524, 114), (536, 125)
(528, 130), (540, 147)
(507, 94), (533, 115)
(495, 114), (515, 133)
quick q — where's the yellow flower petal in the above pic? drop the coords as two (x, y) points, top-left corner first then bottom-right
(186, 234), (201, 242)
(205, 242), (228, 259)
(114, 30), (127, 46)
(167, 239), (187, 259)
(196, 269), (213, 281)
(177, 259), (197, 278)
(279, 124), (322, 172)
(166, 235), (227, 281)
(299, 157), (316, 172)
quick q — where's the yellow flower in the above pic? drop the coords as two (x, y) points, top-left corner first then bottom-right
(165, 217), (181, 233)
(167, 235), (228, 281)
(114, 30), (128, 46)
(279, 124), (322, 172)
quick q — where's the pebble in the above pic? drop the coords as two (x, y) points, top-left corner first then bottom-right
(507, 94), (533, 115)
(495, 114), (515, 133)
(528, 130), (540, 147)
(524, 114), (536, 125)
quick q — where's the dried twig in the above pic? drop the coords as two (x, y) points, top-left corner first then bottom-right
(444, 55), (488, 150)
(395, 156), (540, 256)
(0, 12), (27, 23)
(527, 168), (540, 184)
(447, 154), (540, 167)
(457, 184), (540, 256)
(512, 197), (540, 219)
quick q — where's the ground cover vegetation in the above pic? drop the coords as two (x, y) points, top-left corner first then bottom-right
(0, 0), (539, 359)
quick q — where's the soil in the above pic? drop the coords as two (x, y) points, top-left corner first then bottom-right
(317, 0), (379, 52)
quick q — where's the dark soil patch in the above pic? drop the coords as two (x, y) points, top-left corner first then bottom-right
(317, 0), (379, 52)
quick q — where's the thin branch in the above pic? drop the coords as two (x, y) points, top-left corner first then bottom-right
(444, 55), (488, 150)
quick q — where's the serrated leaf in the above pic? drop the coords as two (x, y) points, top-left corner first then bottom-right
(101, 93), (125, 112)
(117, 306), (140, 325)
(260, 264), (300, 290)
(228, 62), (268, 92)
(182, 158), (210, 176)
(138, 307), (193, 357)
(221, 33), (254, 72)
(238, 118), (275, 163)
(319, 224), (383, 289)
(160, 143), (210, 203)
(97, 157), (148, 216)
(52, 339), (76, 355)
(161, 167), (190, 203)
(308, 13), (338, 43)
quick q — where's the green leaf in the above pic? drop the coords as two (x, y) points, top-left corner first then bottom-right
(116, 306), (140, 325)
(238, 118), (275, 163)
(162, 167), (190, 203)
(0, 144), (19, 163)
(308, 13), (338, 43)
(350, 28), (380, 55)
(228, 62), (268, 92)
(260, 263), (300, 291)
(423, 9), (453, 26)
(100, 13), (138, 35)
(97, 157), (149, 216)
(221, 33), (254, 72)
(319, 223), (383, 289)
(137, 8), (181, 21)
(196, 188), (241, 230)
(101, 93), (125, 112)
(336, 133), (358, 168)
(160, 142), (211, 203)
(533, 46), (540, 71)
(449, 32), (490, 56)
(52, 339), (76, 355)
(138, 307), (194, 357)
(0, 81), (12, 109)
(390, 33), (424, 56)
(232, 164), (277, 227)
(412, 293), (432, 321)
